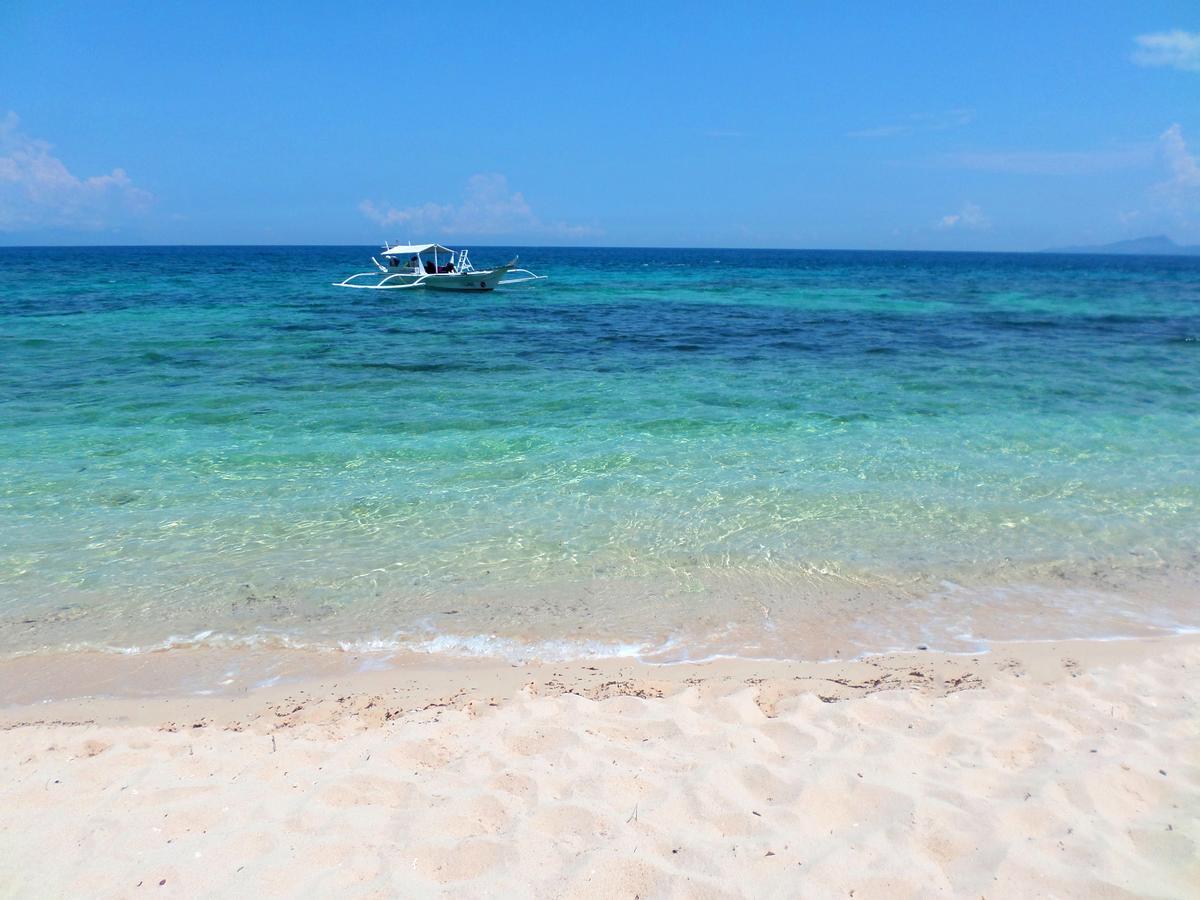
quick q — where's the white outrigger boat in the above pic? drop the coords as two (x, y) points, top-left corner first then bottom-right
(333, 243), (546, 291)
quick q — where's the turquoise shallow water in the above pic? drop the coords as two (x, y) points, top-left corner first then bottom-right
(0, 246), (1197, 661)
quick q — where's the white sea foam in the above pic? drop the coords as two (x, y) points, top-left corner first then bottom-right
(31, 628), (674, 666)
(340, 632), (664, 664)
(7, 575), (1198, 669)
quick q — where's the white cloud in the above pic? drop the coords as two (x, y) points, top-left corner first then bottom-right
(1111, 126), (1200, 233)
(359, 174), (597, 240)
(1132, 30), (1200, 72)
(848, 108), (974, 139)
(937, 202), (989, 230)
(0, 112), (153, 231)
(1150, 125), (1200, 234)
(1157, 123), (1200, 193)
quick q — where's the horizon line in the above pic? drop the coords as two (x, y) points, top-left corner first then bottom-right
(1, 242), (1191, 258)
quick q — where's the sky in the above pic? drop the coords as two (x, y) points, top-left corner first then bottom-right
(1, 1), (1198, 250)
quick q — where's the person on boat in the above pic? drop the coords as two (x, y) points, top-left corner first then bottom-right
(423, 260), (436, 274)
(406, 255), (419, 270)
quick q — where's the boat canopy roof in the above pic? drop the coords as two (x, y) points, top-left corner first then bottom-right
(382, 243), (455, 256)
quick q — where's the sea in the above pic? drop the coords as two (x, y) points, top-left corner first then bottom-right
(1, 246), (1197, 671)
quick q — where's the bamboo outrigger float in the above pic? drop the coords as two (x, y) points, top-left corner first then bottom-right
(333, 243), (546, 291)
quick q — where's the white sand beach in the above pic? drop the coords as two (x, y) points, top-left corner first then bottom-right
(1, 635), (1196, 898)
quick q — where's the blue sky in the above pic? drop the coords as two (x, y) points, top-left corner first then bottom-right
(2, 1), (1198, 249)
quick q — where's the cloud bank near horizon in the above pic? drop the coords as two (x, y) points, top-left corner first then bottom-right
(1157, 123), (1200, 195)
(359, 174), (598, 242)
(0, 113), (154, 232)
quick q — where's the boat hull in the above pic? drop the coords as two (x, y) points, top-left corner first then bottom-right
(366, 268), (509, 291)
(422, 270), (508, 291)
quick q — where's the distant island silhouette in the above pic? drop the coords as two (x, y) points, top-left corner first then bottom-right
(1045, 235), (1200, 256)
